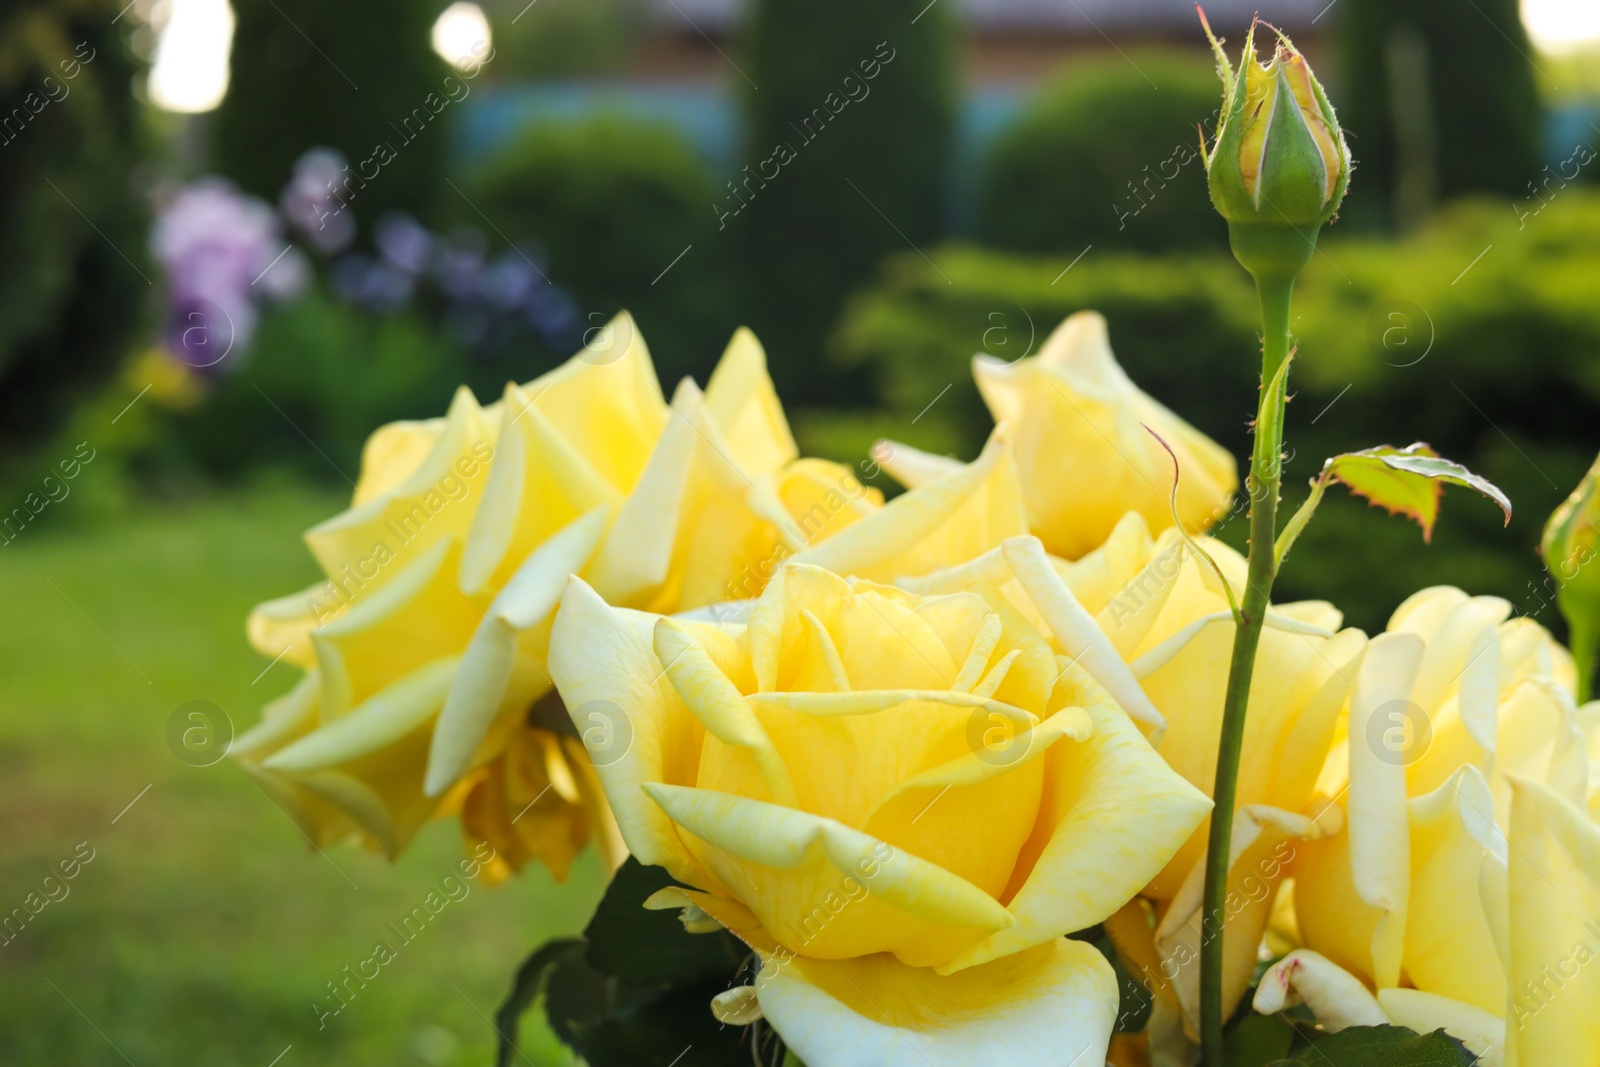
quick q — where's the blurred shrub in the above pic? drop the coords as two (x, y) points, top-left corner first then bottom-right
(833, 192), (1600, 631)
(479, 0), (647, 79)
(978, 51), (1226, 255)
(737, 0), (958, 406)
(153, 292), (555, 482)
(465, 114), (735, 387)
(214, 0), (453, 227)
(0, 0), (147, 458)
(1339, 0), (1542, 230)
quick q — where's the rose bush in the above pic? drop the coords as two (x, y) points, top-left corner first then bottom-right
(547, 558), (1211, 1065)
(1255, 587), (1600, 1066)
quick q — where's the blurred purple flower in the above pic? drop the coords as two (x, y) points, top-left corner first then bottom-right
(151, 178), (293, 365)
(433, 229), (487, 300)
(332, 254), (415, 313)
(374, 213), (435, 276)
(479, 252), (542, 310)
(281, 148), (356, 254)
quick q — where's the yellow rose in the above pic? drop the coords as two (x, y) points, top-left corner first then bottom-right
(879, 312), (1238, 560)
(547, 558), (1211, 1066)
(903, 513), (1366, 1053)
(1255, 587), (1600, 1067)
(234, 315), (878, 878)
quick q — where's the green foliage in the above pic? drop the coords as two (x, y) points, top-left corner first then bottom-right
(737, 0), (958, 405)
(478, 0), (648, 79)
(832, 191), (1600, 633)
(155, 292), (561, 482)
(0, 0), (147, 455)
(498, 858), (748, 1067)
(1317, 444), (1512, 543)
(1338, 0), (1542, 229)
(979, 51), (1227, 255)
(465, 115), (735, 388)
(213, 0), (454, 225)
(1269, 1024), (1478, 1065)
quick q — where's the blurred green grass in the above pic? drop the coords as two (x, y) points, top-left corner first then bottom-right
(0, 481), (600, 1066)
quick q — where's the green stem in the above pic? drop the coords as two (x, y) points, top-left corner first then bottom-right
(1569, 606), (1597, 705)
(1199, 261), (1298, 1065)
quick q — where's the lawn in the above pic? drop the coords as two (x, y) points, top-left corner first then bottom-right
(0, 480), (602, 1066)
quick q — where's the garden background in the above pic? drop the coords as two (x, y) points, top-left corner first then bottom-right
(2, 0), (1598, 1063)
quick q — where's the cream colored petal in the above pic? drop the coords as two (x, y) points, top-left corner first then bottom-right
(1505, 777), (1600, 1067)
(1404, 766), (1506, 1014)
(545, 577), (713, 889)
(792, 429), (1027, 584)
(1252, 950), (1388, 1028)
(999, 535), (1166, 737)
(424, 507), (609, 796)
(1346, 630), (1425, 989)
(247, 582), (330, 667)
(754, 938), (1117, 1067)
(265, 657), (458, 771)
(1377, 988), (1504, 1067)
(945, 662), (1211, 973)
(875, 439), (965, 490)
(642, 782), (1014, 934)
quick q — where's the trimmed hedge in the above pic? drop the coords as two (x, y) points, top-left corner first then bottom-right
(979, 50), (1227, 255)
(465, 115), (735, 389)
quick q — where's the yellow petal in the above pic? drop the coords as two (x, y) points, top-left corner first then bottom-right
(1505, 777), (1600, 1067)
(642, 782), (1014, 957)
(247, 581), (330, 668)
(974, 312), (1237, 559)
(752, 937), (1117, 1067)
(351, 417), (443, 506)
(946, 661), (1210, 972)
(1345, 631), (1425, 989)
(305, 385), (495, 597)
(792, 429), (1027, 584)
(515, 310), (667, 492)
(1403, 767), (1505, 1014)
(265, 656), (458, 772)
(425, 507), (609, 796)
(875, 439), (964, 489)
(701, 327), (798, 480)
(310, 536), (483, 714)
(1378, 988), (1504, 1067)
(545, 576), (717, 891)
(458, 381), (619, 594)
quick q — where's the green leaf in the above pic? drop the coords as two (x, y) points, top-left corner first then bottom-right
(583, 857), (745, 987)
(495, 858), (749, 1067)
(1267, 1024), (1479, 1065)
(493, 938), (585, 1067)
(1225, 1011), (1296, 1067)
(1322, 443), (1512, 542)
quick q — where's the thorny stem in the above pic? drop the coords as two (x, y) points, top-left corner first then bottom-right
(1199, 243), (1300, 1064)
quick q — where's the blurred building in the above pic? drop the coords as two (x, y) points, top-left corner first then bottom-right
(637, 0), (1332, 84)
